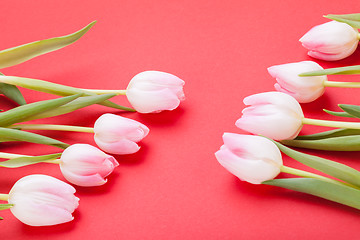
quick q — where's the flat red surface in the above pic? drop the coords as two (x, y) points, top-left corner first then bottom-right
(1, 0), (360, 239)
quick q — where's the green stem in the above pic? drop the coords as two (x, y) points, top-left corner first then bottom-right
(324, 80), (360, 88)
(80, 89), (127, 95)
(0, 152), (30, 159)
(281, 165), (359, 189)
(302, 117), (360, 129)
(0, 194), (9, 201)
(45, 159), (61, 164)
(10, 124), (94, 133)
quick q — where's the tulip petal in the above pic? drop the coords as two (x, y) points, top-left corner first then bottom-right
(127, 88), (181, 113)
(94, 137), (141, 154)
(60, 168), (108, 187)
(216, 146), (281, 184)
(243, 92), (303, 116)
(236, 104), (303, 140)
(222, 133), (282, 166)
(59, 144), (118, 187)
(126, 71), (185, 113)
(268, 61), (326, 103)
(300, 21), (359, 61)
(8, 175), (79, 226)
(307, 40), (358, 61)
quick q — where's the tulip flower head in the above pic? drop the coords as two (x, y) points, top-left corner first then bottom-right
(300, 21), (360, 61)
(126, 71), (185, 113)
(60, 144), (119, 187)
(94, 113), (149, 155)
(215, 133), (283, 184)
(268, 61), (327, 103)
(235, 92), (304, 140)
(8, 174), (79, 226)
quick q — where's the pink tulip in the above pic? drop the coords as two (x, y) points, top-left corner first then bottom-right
(300, 21), (359, 61)
(8, 174), (79, 226)
(215, 133), (283, 184)
(94, 113), (149, 154)
(126, 71), (185, 113)
(235, 92), (304, 140)
(268, 61), (327, 103)
(59, 144), (119, 187)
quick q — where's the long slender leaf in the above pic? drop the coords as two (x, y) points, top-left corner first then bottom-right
(324, 109), (355, 118)
(296, 129), (360, 140)
(0, 76), (135, 111)
(264, 178), (360, 210)
(0, 127), (69, 149)
(299, 65), (360, 76)
(273, 141), (360, 187)
(325, 13), (360, 29)
(281, 135), (360, 151)
(339, 104), (360, 118)
(0, 73), (26, 105)
(23, 94), (116, 121)
(0, 94), (80, 127)
(0, 153), (62, 168)
(0, 21), (96, 69)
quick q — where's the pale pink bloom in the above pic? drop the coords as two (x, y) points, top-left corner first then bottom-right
(8, 174), (79, 226)
(268, 61), (327, 103)
(60, 144), (119, 187)
(300, 21), (359, 61)
(215, 133), (282, 184)
(126, 71), (185, 113)
(94, 113), (149, 154)
(235, 92), (304, 140)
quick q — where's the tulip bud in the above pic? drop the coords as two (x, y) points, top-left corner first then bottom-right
(126, 71), (185, 113)
(235, 92), (304, 140)
(94, 113), (149, 154)
(268, 61), (327, 103)
(8, 174), (79, 226)
(300, 21), (359, 61)
(59, 144), (119, 187)
(215, 133), (283, 184)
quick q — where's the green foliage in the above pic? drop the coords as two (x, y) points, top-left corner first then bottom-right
(0, 21), (96, 69)
(264, 178), (360, 210)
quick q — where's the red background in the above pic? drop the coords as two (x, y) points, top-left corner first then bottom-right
(1, 0), (360, 239)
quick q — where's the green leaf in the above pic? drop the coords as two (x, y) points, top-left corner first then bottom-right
(263, 178), (360, 210)
(273, 141), (360, 187)
(299, 65), (360, 76)
(0, 94), (81, 127)
(0, 73), (26, 105)
(0, 127), (69, 149)
(0, 76), (135, 111)
(281, 135), (360, 151)
(339, 104), (360, 118)
(325, 13), (360, 29)
(323, 109), (355, 118)
(0, 153), (62, 168)
(296, 129), (360, 140)
(0, 204), (13, 211)
(23, 94), (116, 121)
(0, 21), (96, 69)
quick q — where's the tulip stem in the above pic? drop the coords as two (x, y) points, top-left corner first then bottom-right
(0, 152), (30, 159)
(324, 80), (360, 88)
(80, 89), (127, 95)
(280, 165), (359, 189)
(0, 194), (9, 201)
(9, 124), (94, 133)
(45, 159), (62, 164)
(302, 118), (360, 129)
